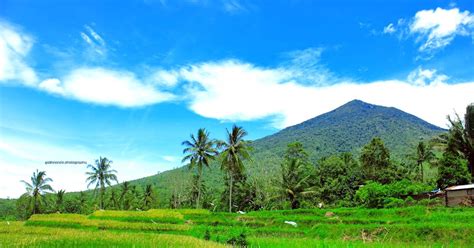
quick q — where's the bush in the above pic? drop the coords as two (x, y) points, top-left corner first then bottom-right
(355, 181), (387, 208)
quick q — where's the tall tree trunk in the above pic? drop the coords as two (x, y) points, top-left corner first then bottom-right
(196, 167), (202, 209)
(229, 171), (233, 213)
(32, 194), (38, 214)
(100, 185), (104, 210)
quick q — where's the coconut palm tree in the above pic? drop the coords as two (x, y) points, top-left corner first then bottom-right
(142, 184), (155, 210)
(219, 125), (251, 212)
(416, 141), (434, 182)
(281, 159), (315, 209)
(86, 157), (118, 209)
(55, 189), (66, 212)
(182, 128), (218, 208)
(21, 170), (54, 214)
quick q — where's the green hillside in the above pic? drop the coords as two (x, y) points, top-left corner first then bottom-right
(123, 100), (446, 204)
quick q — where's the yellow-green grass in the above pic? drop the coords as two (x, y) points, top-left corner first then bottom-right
(89, 209), (184, 223)
(27, 213), (190, 232)
(0, 221), (223, 248)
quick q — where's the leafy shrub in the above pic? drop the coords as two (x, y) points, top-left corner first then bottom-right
(355, 181), (387, 208)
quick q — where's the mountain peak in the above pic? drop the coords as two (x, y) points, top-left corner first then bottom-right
(254, 99), (445, 160)
(338, 99), (374, 109)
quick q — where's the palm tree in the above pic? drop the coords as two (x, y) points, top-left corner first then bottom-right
(86, 157), (118, 209)
(416, 141), (434, 182)
(219, 125), (251, 212)
(21, 170), (54, 214)
(119, 181), (131, 210)
(182, 128), (218, 208)
(55, 189), (66, 212)
(107, 189), (119, 210)
(281, 159), (315, 209)
(143, 184), (155, 210)
(436, 111), (474, 178)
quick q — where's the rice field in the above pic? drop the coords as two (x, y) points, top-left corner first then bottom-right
(1, 206), (474, 247)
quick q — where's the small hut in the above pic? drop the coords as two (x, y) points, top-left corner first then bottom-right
(445, 184), (474, 207)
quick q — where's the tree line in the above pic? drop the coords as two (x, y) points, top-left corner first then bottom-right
(11, 104), (473, 219)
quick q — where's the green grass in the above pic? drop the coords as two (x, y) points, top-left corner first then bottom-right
(3, 206), (474, 247)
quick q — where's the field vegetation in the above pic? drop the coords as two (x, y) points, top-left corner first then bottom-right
(2, 207), (474, 247)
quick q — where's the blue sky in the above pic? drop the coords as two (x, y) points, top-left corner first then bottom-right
(1, 0), (473, 198)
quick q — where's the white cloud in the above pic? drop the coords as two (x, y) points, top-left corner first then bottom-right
(407, 67), (449, 86)
(383, 7), (474, 56)
(383, 23), (396, 34)
(172, 60), (474, 129)
(0, 21), (38, 85)
(410, 7), (474, 52)
(39, 78), (65, 95)
(40, 67), (176, 107)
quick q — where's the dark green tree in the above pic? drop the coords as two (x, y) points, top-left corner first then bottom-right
(316, 153), (362, 205)
(86, 157), (118, 210)
(21, 170), (54, 214)
(437, 151), (471, 189)
(219, 125), (251, 212)
(182, 128), (218, 208)
(360, 137), (394, 184)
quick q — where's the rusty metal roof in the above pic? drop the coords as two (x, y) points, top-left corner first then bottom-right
(445, 184), (474, 191)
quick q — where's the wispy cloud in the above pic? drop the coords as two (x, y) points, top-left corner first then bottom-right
(223, 0), (247, 14)
(80, 25), (107, 58)
(383, 23), (396, 34)
(0, 21), (38, 85)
